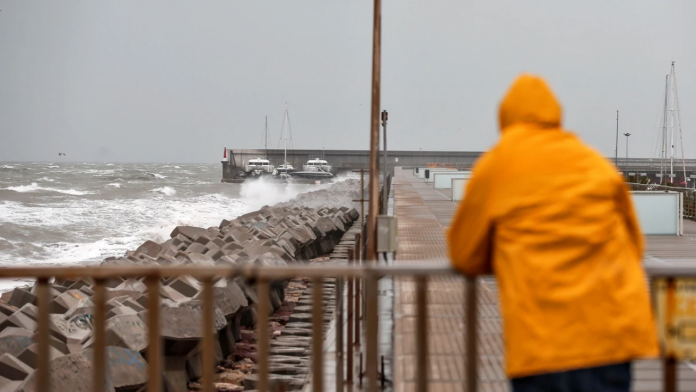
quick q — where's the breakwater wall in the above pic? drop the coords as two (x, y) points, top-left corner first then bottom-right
(0, 180), (362, 391)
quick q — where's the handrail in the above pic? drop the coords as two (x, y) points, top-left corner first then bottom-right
(3, 261), (695, 391)
(0, 264), (455, 279)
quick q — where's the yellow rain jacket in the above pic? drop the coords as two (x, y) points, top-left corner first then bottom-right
(447, 75), (659, 378)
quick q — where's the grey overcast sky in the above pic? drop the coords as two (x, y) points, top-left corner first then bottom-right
(0, 1), (693, 163)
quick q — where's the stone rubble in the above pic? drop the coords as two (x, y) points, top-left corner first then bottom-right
(0, 180), (362, 392)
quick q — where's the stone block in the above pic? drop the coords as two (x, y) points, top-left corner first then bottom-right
(66, 279), (93, 291)
(221, 242), (244, 253)
(223, 230), (253, 245)
(105, 306), (138, 319)
(160, 301), (226, 342)
(205, 248), (226, 261)
(210, 237), (226, 249)
(15, 305), (37, 323)
(162, 356), (188, 392)
(185, 253), (215, 266)
(193, 234), (211, 246)
(0, 329), (31, 340)
(0, 312), (36, 332)
(185, 341), (223, 381)
(48, 314), (90, 347)
(193, 280), (247, 318)
(18, 347), (147, 392)
(105, 290), (141, 302)
(94, 347), (148, 391)
(159, 287), (189, 304)
(16, 343), (64, 369)
(135, 240), (161, 258)
(175, 234), (192, 245)
(7, 289), (35, 309)
(0, 353), (32, 381)
(0, 335), (33, 358)
(120, 298), (145, 313)
(115, 279), (147, 293)
(49, 290), (88, 314)
(0, 304), (15, 318)
(184, 242), (207, 254)
(167, 277), (200, 298)
(83, 314), (148, 353)
(170, 226), (206, 241)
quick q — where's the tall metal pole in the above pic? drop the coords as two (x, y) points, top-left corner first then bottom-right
(382, 110), (388, 214)
(367, 0), (382, 263)
(265, 115), (268, 160)
(661, 74), (669, 184)
(623, 133), (631, 170)
(615, 110), (619, 167)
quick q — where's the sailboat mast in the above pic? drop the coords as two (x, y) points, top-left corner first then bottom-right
(284, 109), (288, 166)
(672, 62), (688, 185)
(669, 71), (675, 182)
(265, 116), (268, 160)
(661, 74), (669, 184)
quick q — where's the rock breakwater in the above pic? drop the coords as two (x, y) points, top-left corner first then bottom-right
(0, 180), (362, 392)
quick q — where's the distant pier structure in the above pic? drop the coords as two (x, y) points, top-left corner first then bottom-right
(221, 149), (696, 185)
(616, 157), (696, 185)
(221, 149), (482, 182)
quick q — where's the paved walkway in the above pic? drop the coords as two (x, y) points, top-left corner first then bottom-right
(393, 169), (507, 392)
(393, 167), (696, 392)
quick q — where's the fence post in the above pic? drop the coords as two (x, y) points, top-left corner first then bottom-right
(347, 249), (355, 383)
(336, 276), (344, 392)
(465, 276), (478, 392)
(36, 278), (51, 392)
(354, 234), (362, 347)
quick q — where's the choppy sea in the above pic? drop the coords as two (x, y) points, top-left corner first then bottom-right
(0, 162), (332, 290)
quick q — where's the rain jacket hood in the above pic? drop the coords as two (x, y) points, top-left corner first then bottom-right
(447, 74), (658, 378)
(499, 74), (562, 132)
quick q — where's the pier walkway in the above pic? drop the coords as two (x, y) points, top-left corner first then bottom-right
(392, 167), (696, 392)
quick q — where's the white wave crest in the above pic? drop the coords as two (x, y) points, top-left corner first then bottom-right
(106, 183), (121, 188)
(240, 177), (324, 210)
(1, 165), (16, 169)
(38, 177), (54, 182)
(149, 186), (176, 196)
(147, 172), (167, 179)
(46, 165), (59, 169)
(5, 182), (91, 196)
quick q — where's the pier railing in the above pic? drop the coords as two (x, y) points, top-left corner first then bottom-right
(627, 182), (696, 219)
(0, 260), (691, 392)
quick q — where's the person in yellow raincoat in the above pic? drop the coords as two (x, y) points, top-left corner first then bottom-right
(447, 74), (658, 392)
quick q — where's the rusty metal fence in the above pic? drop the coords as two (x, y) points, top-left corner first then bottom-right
(1, 262), (696, 391)
(0, 262), (471, 392)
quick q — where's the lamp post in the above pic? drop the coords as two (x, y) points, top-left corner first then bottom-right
(623, 132), (631, 170)
(381, 110), (388, 188)
(624, 132), (631, 180)
(615, 111), (619, 167)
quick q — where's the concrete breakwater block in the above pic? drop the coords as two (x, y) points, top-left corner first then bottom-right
(0, 180), (361, 392)
(17, 347), (147, 392)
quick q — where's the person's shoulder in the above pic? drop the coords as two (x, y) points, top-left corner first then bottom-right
(470, 147), (501, 177)
(564, 130), (622, 177)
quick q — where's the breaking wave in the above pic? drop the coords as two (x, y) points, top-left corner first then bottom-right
(5, 183), (92, 196)
(149, 186), (176, 196)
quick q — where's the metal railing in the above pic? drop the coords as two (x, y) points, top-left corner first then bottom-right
(627, 182), (696, 219)
(2, 259), (693, 391)
(0, 262), (469, 392)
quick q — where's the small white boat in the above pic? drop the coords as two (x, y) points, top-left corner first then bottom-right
(244, 158), (275, 177)
(303, 158), (332, 173)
